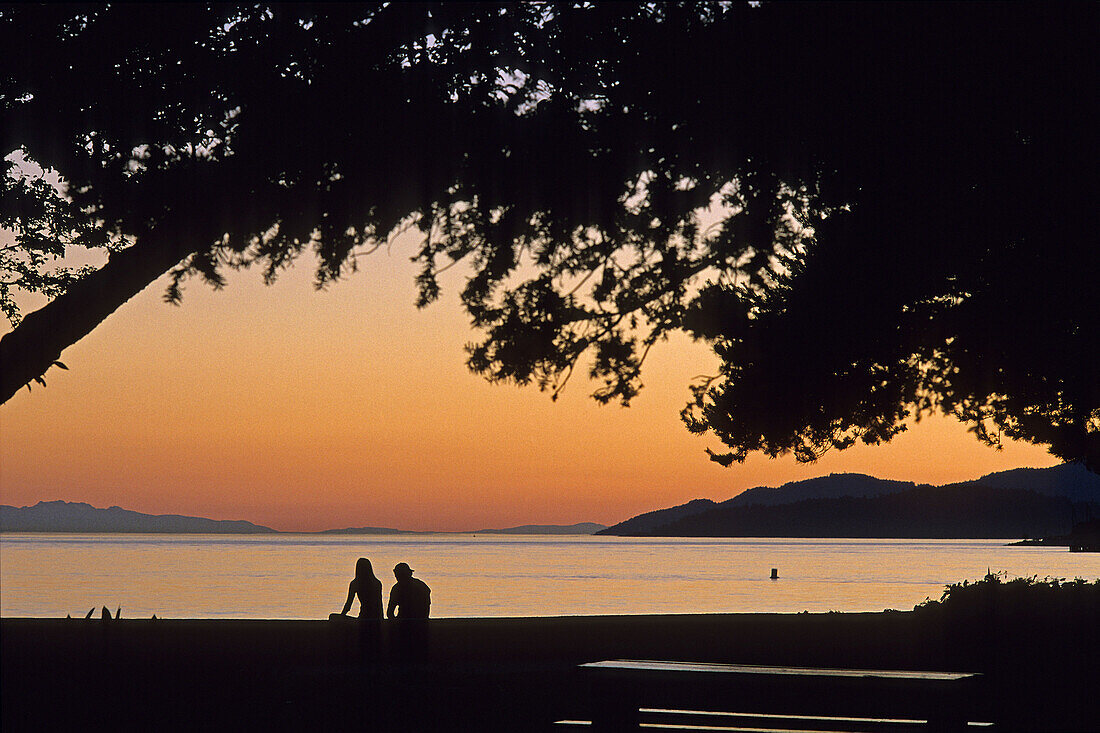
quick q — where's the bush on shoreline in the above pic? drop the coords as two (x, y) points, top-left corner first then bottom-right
(915, 572), (1100, 616)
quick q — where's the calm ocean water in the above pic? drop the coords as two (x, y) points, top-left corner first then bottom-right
(1, 534), (1096, 619)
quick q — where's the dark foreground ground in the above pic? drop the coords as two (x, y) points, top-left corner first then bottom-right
(3, 610), (1097, 732)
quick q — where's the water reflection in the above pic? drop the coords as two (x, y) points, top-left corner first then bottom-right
(1, 534), (1096, 619)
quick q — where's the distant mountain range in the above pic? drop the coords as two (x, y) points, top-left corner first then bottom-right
(7, 464), (1096, 538)
(0, 501), (606, 535)
(320, 522), (606, 535)
(471, 522), (607, 535)
(0, 501), (277, 534)
(599, 464), (1100, 539)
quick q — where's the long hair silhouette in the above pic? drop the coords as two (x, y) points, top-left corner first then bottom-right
(349, 557), (383, 620)
(356, 557), (378, 588)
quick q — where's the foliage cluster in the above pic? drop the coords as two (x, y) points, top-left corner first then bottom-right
(2, 3), (1096, 469)
(916, 573), (1100, 618)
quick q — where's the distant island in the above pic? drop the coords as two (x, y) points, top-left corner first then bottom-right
(0, 501), (278, 534)
(318, 526), (423, 535)
(320, 522), (606, 536)
(0, 501), (606, 535)
(600, 463), (1099, 539)
(1012, 518), (1100, 552)
(470, 522), (607, 535)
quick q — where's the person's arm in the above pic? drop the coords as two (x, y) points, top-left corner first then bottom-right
(340, 580), (355, 615)
(386, 585), (398, 619)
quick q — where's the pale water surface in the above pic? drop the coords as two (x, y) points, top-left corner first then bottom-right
(1, 534), (1096, 619)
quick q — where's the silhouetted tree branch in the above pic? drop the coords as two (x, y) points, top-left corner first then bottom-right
(2, 3), (1096, 469)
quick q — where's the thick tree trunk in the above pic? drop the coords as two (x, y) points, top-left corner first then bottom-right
(0, 233), (198, 404)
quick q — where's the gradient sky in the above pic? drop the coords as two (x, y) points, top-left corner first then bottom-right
(0, 229), (1059, 531)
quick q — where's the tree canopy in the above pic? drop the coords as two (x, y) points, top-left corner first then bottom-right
(2, 3), (1096, 469)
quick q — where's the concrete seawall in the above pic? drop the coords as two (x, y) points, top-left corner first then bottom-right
(3, 612), (1097, 731)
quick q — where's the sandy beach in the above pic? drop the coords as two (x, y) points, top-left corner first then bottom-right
(3, 610), (1097, 732)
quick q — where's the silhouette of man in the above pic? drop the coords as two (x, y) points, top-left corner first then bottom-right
(386, 562), (431, 619)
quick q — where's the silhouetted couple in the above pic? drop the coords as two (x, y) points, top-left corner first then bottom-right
(338, 558), (431, 660)
(340, 558), (431, 620)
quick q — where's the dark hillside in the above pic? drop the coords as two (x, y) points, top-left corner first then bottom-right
(601, 464), (1099, 537)
(643, 485), (1093, 538)
(961, 462), (1099, 502)
(723, 473), (920, 507)
(597, 498), (717, 535)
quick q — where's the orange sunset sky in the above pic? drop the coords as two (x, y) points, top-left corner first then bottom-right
(0, 230), (1059, 531)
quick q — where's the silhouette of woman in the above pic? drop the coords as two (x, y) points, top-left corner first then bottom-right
(340, 557), (383, 620)
(338, 557), (383, 660)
